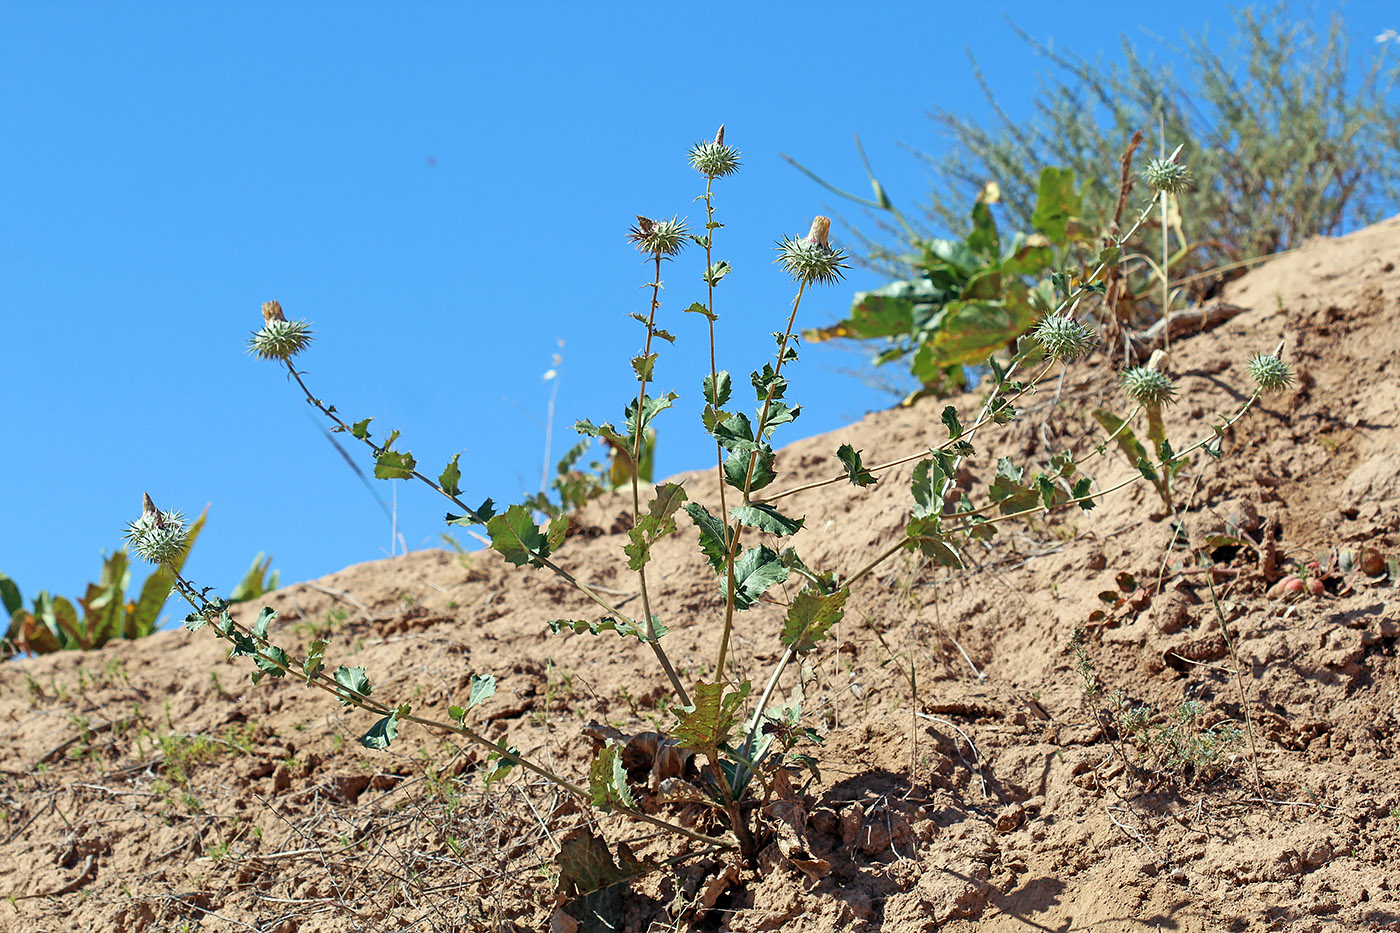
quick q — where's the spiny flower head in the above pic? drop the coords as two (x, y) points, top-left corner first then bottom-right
(1142, 157), (1194, 195)
(628, 215), (689, 257)
(688, 124), (741, 179)
(1121, 366), (1178, 407)
(249, 301), (314, 361)
(1246, 353), (1295, 393)
(125, 493), (189, 564)
(775, 216), (849, 287)
(1032, 315), (1098, 362)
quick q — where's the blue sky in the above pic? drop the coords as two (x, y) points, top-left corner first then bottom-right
(2, 3), (1394, 622)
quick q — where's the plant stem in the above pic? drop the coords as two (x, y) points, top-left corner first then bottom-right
(716, 280), (807, 682)
(169, 574), (726, 849)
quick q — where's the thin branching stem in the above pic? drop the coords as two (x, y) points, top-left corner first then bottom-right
(631, 254), (690, 707)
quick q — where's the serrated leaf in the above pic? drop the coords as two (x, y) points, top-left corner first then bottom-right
(987, 457), (1038, 514)
(466, 673), (497, 710)
(781, 586), (849, 654)
(631, 353), (658, 382)
(684, 301), (717, 322)
(333, 665), (372, 706)
(361, 709), (399, 750)
(722, 546), (788, 610)
(703, 371), (732, 408)
(1136, 456), (1158, 482)
(184, 611), (210, 633)
(547, 515), (569, 553)
(1036, 474), (1057, 509)
(484, 738), (518, 788)
(624, 391), (677, 442)
(1073, 476), (1096, 510)
(304, 639), (327, 683)
(704, 261), (732, 287)
(730, 503), (804, 536)
(588, 741), (636, 811)
(546, 616), (667, 643)
(374, 449), (416, 480)
(712, 413), (756, 452)
(487, 504), (550, 568)
(751, 364), (787, 401)
(941, 406), (963, 439)
(625, 483), (688, 570)
(351, 418), (373, 440)
(910, 458), (943, 518)
(253, 645), (289, 679)
(906, 515), (964, 567)
(723, 446), (775, 493)
(652, 327), (675, 344)
(684, 503), (728, 571)
(671, 681), (750, 753)
(251, 606), (277, 641)
(761, 400), (800, 436)
(439, 454), (462, 496)
(836, 444), (879, 487)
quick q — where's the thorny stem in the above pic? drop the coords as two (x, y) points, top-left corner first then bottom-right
(281, 360), (682, 698)
(715, 280), (807, 682)
(168, 573), (728, 849)
(632, 254), (691, 708)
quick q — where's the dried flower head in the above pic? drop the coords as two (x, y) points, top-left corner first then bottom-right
(1032, 315), (1098, 362)
(775, 216), (848, 286)
(125, 493), (189, 564)
(628, 215), (689, 257)
(1121, 366), (1178, 407)
(249, 302), (314, 361)
(688, 124), (741, 179)
(1142, 157), (1194, 195)
(1246, 353), (1295, 393)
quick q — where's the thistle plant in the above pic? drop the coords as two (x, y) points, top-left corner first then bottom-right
(132, 131), (1292, 893)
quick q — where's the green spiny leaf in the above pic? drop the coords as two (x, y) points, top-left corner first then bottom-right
(684, 301), (717, 323)
(723, 446), (775, 492)
(439, 454), (462, 496)
(467, 673), (497, 710)
(304, 639), (327, 683)
(729, 503), (804, 536)
(1073, 476), (1096, 510)
(487, 505), (550, 568)
(781, 586), (849, 654)
(906, 515), (964, 567)
(333, 665), (372, 706)
(361, 708), (401, 750)
(351, 418), (373, 440)
(910, 458), (943, 519)
(703, 371), (732, 408)
(684, 503), (728, 571)
(631, 353), (658, 382)
(722, 546), (788, 610)
(941, 405), (963, 439)
(836, 444), (878, 487)
(588, 740), (636, 811)
(252, 606), (277, 641)
(374, 449), (416, 480)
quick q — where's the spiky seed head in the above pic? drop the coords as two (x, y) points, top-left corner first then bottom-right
(1142, 158), (1194, 195)
(628, 215), (689, 256)
(1033, 315), (1098, 362)
(125, 496), (189, 564)
(1246, 353), (1295, 393)
(248, 308), (315, 362)
(687, 125), (741, 179)
(775, 216), (848, 287)
(1121, 366), (1178, 407)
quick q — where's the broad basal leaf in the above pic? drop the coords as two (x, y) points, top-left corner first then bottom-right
(671, 680), (751, 753)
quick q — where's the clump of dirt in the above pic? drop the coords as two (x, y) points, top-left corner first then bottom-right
(2, 216), (1399, 932)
